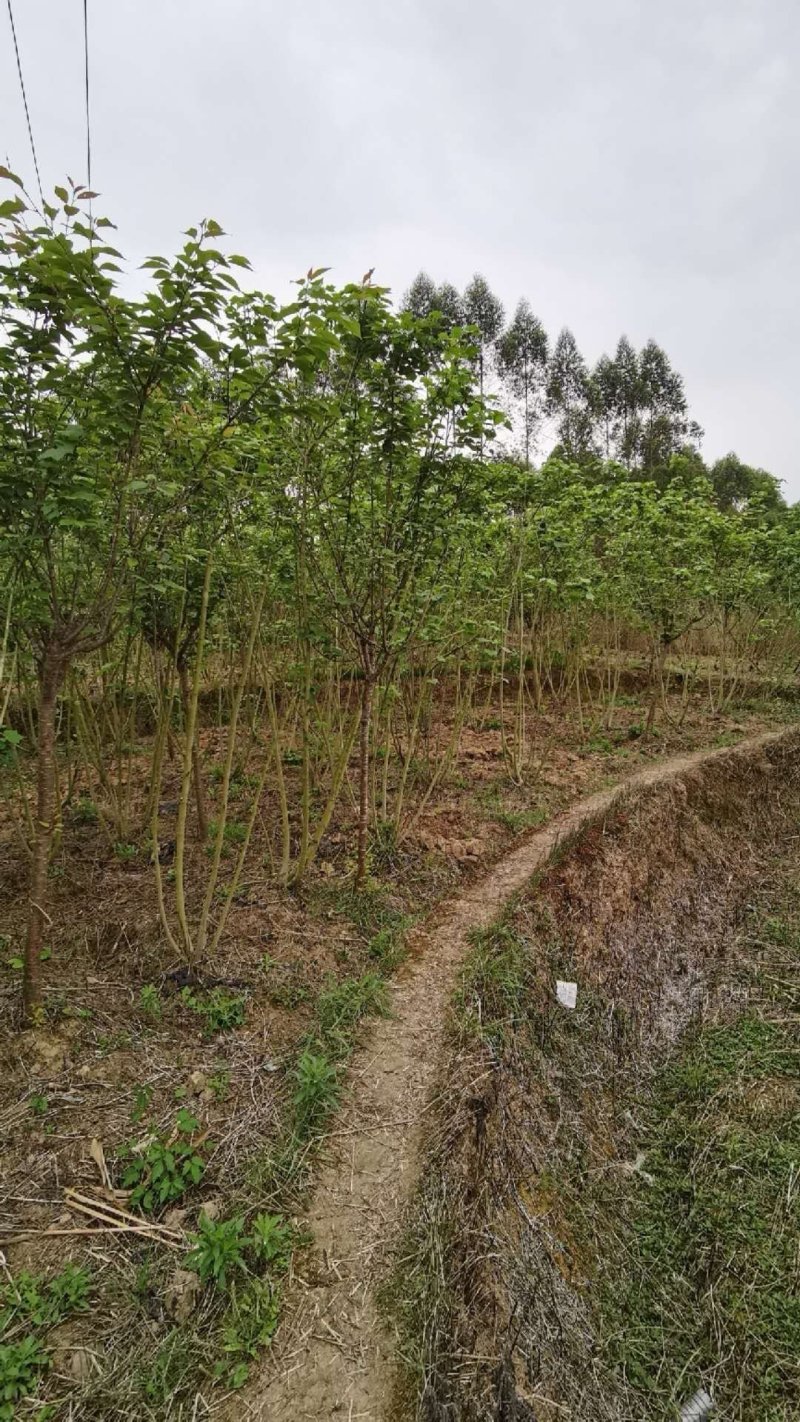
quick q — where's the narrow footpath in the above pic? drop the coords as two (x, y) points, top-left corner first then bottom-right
(239, 732), (786, 1421)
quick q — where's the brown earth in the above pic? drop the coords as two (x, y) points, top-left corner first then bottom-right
(0, 687), (795, 1418)
(233, 729), (799, 1421)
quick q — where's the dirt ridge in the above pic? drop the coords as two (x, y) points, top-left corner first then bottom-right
(240, 729), (794, 1420)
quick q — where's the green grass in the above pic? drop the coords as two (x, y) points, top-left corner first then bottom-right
(455, 917), (531, 1049)
(598, 1009), (800, 1416)
(592, 908), (800, 1418)
(385, 863), (800, 1421)
(491, 804), (549, 832)
(12, 896), (410, 1416)
(315, 971), (390, 1059)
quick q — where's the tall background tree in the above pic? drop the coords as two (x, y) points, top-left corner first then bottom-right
(546, 327), (594, 461)
(462, 274), (504, 409)
(496, 299), (549, 466)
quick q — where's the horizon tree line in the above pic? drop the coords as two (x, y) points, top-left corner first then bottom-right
(402, 270), (784, 510)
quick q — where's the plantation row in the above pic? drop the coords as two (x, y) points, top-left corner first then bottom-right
(1, 174), (799, 1023)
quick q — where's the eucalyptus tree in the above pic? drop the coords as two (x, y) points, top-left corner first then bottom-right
(496, 299), (549, 466)
(434, 281), (465, 329)
(402, 271), (438, 318)
(611, 334), (640, 467)
(590, 354), (620, 461)
(462, 274), (504, 423)
(636, 340), (702, 479)
(546, 328), (594, 462)
(402, 273), (464, 329)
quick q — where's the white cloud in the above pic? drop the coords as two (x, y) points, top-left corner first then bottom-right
(3, 0), (798, 491)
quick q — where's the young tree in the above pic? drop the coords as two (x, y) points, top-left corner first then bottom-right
(287, 290), (499, 885)
(0, 172), (265, 1020)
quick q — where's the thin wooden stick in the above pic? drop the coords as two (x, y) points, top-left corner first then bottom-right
(64, 1188), (184, 1240)
(0, 1225), (181, 1248)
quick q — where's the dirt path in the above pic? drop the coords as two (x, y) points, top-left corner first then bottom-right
(240, 733), (785, 1421)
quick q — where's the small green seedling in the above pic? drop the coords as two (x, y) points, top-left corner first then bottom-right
(118, 1111), (205, 1214)
(182, 987), (247, 1037)
(185, 1213), (248, 1288)
(138, 983), (162, 1020)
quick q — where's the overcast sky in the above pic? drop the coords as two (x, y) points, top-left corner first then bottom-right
(3, 0), (798, 493)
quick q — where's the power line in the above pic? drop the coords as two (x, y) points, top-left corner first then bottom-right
(5, 0), (44, 206)
(82, 0), (91, 190)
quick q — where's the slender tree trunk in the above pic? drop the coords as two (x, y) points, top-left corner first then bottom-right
(23, 644), (65, 1023)
(356, 648), (375, 889)
(645, 636), (669, 735)
(179, 662), (208, 841)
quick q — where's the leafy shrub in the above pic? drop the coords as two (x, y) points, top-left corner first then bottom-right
(119, 1110), (205, 1214)
(206, 818), (247, 854)
(185, 1213), (248, 1287)
(0, 726), (22, 769)
(250, 1213), (293, 1270)
(208, 1070), (230, 1100)
(264, 964), (308, 1010)
(291, 1049), (339, 1135)
(0, 1264), (90, 1333)
(72, 795), (98, 825)
(43, 1264), (91, 1322)
(0, 1336), (49, 1420)
(138, 983), (162, 1020)
(131, 1083), (153, 1121)
(182, 987), (247, 1037)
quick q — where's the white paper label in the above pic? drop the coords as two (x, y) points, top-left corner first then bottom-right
(556, 980), (577, 1009)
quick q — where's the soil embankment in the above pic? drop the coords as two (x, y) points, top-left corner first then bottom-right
(243, 728), (800, 1420)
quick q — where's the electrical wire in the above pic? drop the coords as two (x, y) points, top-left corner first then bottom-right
(82, 0), (91, 189)
(5, 0), (44, 205)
